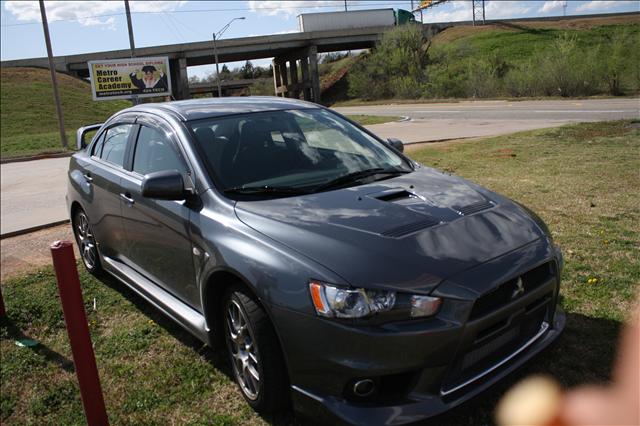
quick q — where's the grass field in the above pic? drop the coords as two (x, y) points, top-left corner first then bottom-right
(1, 121), (638, 425)
(0, 68), (130, 159)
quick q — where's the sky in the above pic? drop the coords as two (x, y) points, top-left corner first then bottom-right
(1, 0), (638, 79)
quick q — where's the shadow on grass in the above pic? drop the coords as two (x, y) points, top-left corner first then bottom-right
(0, 317), (76, 373)
(94, 272), (300, 425)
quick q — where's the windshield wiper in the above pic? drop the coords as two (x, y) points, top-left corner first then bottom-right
(313, 167), (410, 193)
(223, 185), (311, 196)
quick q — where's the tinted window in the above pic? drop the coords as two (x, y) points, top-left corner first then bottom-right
(133, 125), (186, 176)
(100, 124), (132, 167)
(188, 109), (410, 191)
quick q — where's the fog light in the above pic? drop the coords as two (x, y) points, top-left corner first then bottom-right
(410, 295), (442, 317)
(353, 379), (376, 397)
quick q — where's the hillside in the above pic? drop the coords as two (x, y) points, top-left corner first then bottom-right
(429, 15), (639, 64)
(0, 67), (130, 159)
(344, 13), (640, 101)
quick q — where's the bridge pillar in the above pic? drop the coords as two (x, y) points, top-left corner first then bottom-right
(169, 56), (190, 100)
(272, 45), (321, 104)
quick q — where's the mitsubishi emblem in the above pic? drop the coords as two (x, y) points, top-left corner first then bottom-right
(512, 277), (525, 299)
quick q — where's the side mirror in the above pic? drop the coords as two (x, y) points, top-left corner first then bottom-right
(386, 138), (404, 153)
(141, 170), (186, 200)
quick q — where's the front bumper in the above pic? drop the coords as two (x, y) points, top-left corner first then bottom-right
(289, 311), (564, 425)
(271, 240), (565, 425)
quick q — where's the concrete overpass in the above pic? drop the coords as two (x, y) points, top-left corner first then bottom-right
(1, 26), (397, 102)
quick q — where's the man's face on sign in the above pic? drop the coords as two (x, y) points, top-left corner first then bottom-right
(144, 70), (154, 80)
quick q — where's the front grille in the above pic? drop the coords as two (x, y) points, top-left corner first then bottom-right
(469, 262), (553, 320)
(442, 297), (549, 395)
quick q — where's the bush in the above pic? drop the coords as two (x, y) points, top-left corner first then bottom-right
(348, 25), (429, 100)
(347, 24), (639, 101)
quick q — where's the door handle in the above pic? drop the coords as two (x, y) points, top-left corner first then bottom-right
(83, 173), (93, 183)
(120, 193), (135, 205)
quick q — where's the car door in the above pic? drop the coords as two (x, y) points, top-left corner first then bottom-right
(119, 115), (199, 308)
(83, 120), (135, 260)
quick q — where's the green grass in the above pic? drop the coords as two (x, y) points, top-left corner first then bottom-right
(1, 121), (638, 424)
(1, 68), (130, 159)
(434, 23), (639, 65)
(345, 114), (401, 125)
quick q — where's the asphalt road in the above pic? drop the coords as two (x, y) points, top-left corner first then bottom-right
(1, 98), (638, 235)
(335, 98), (640, 142)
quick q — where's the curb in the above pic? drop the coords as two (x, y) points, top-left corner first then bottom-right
(1, 219), (70, 240)
(1, 152), (72, 165)
(404, 136), (476, 146)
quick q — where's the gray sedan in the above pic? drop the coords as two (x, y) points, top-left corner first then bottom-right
(67, 97), (565, 425)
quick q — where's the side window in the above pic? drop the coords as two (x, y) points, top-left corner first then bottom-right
(133, 125), (186, 176)
(100, 124), (132, 167)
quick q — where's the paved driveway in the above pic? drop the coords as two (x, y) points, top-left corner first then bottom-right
(1, 157), (69, 235)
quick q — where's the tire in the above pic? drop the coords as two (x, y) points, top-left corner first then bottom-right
(224, 285), (289, 414)
(72, 209), (103, 275)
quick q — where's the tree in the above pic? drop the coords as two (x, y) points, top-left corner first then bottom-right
(240, 61), (255, 79)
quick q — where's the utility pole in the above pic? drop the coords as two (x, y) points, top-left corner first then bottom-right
(124, 0), (138, 105)
(344, 0), (347, 12)
(472, 0), (485, 26)
(124, 0), (135, 57)
(39, 0), (68, 149)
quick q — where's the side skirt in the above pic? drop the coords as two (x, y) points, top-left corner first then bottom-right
(102, 255), (210, 344)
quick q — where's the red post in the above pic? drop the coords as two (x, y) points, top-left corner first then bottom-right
(50, 240), (109, 426)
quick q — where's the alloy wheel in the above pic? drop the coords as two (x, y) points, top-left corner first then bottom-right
(75, 212), (98, 270)
(226, 298), (261, 400)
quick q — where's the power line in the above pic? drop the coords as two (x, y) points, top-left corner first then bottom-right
(1, 2), (414, 28)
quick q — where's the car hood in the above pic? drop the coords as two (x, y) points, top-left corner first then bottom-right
(234, 167), (546, 293)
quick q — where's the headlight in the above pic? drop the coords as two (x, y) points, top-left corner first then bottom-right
(309, 281), (396, 319)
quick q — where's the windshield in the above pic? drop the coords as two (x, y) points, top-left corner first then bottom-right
(189, 108), (412, 197)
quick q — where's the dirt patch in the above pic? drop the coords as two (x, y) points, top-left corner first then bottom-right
(1, 224), (77, 282)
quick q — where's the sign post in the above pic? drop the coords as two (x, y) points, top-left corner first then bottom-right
(88, 57), (172, 101)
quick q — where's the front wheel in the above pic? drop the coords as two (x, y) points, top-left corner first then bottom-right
(72, 209), (102, 275)
(224, 286), (288, 414)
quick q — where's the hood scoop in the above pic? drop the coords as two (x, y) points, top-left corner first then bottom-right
(381, 217), (440, 238)
(373, 189), (415, 202)
(454, 199), (494, 216)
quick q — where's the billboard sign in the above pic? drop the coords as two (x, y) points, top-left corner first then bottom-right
(88, 57), (172, 101)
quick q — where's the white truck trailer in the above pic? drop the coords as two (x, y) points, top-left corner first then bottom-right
(297, 9), (397, 32)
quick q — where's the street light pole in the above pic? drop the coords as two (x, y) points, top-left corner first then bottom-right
(213, 17), (245, 98)
(213, 33), (221, 97)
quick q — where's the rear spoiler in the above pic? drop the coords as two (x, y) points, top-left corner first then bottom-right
(76, 123), (104, 150)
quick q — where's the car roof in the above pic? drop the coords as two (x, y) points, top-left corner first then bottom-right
(123, 96), (319, 122)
